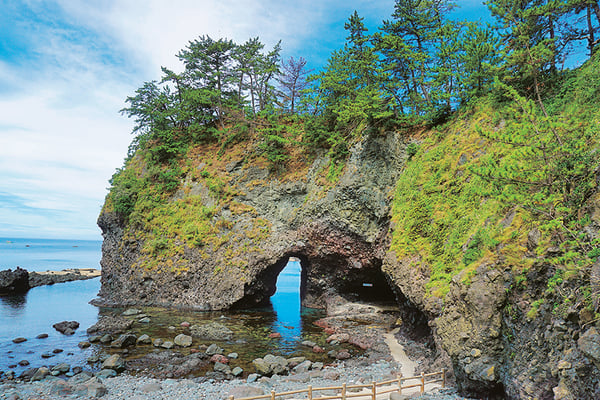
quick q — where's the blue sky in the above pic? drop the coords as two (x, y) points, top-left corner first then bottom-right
(0, 0), (491, 240)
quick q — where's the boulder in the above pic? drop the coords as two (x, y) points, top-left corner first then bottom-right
(174, 334), (193, 347)
(160, 341), (174, 349)
(205, 343), (224, 355)
(12, 337), (27, 343)
(214, 362), (231, 374)
(86, 315), (133, 335)
(110, 334), (137, 348)
(74, 377), (107, 398)
(210, 354), (229, 364)
(578, 327), (600, 367)
(31, 366), (50, 381)
(232, 366), (243, 377)
(53, 321), (79, 335)
(78, 341), (91, 349)
(136, 334), (152, 345)
(0, 267), (29, 294)
(102, 354), (125, 372)
(95, 369), (117, 379)
(51, 363), (71, 374)
(190, 322), (233, 341)
(293, 360), (312, 373)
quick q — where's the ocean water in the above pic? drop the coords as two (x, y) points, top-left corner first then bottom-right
(0, 238), (103, 374)
(0, 241), (323, 376)
(0, 237), (102, 272)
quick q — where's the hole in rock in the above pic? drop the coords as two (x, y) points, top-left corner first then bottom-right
(269, 257), (302, 343)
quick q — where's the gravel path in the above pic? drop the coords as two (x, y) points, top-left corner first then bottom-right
(0, 359), (470, 400)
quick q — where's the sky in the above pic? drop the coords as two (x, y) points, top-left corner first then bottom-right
(0, 0), (491, 241)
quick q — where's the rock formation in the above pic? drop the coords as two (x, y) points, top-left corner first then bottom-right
(97, 122), (600, 399)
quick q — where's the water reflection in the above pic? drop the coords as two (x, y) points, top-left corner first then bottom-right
(0, 292), (28, 313)
(270, 259), (302, 350)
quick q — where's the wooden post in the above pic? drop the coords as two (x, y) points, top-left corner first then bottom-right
(442, 368), (447, 388)
(421, 372), (425, 393)
(308, 385), (313, 400)
(271, 389), (276, 400)
(397, 373), (403, 394)
(342, 383), (347, 400)
(372, 381), (376, 400)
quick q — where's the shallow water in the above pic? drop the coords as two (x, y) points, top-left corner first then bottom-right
(0, 245), (335, 377)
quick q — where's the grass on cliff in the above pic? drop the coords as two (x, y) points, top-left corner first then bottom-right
(390, 55), (600, 301)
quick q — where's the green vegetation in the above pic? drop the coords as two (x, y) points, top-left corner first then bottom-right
(105, 1), (599, 309)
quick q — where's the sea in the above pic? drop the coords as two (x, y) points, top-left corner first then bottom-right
(0, 237), (321, 376)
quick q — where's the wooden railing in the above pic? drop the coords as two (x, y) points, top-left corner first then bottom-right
(229, 369), (446, 400)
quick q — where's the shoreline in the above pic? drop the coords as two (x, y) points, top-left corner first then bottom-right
(28, 268), (101, 288)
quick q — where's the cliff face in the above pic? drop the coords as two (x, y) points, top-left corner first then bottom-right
(98, 113), (600, 398)
(98, 129), (406, 311)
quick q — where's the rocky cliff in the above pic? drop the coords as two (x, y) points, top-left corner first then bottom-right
(98, 107), (600, 398)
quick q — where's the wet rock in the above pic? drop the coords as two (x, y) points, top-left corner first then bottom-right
(287, 357), (306, 368)
(0, 267), (29, 294)
(89, 335), (102, 343)
(18, 360), (29, 367)
(69, 371), (94, 384)
(252, 358), (271, 375)
(31, 366), (50, 381)
(51, 363), (71, 374)
(210, 354), (229, 364)
(214, 362), (231, 374)
(52, 348), (63, 354)
(41, 352), (55, 358)
(102, 354), (125, 372)
(136, 334), (152, 345)
(99, 334), (113, 344)
(122, 308), (141, 316)
(110, 333), (137, 348)
(174, 334), (193, 347)
(72, 366), (83, 375)
(87, 315), (133, 335)
(78, 341), (91, 349)
(36, 333), (48, 339)
(205, 343), (224, 355)
(52, 321), (79, 335)
(228, 386), (265, 398)
(268, 332), (282, 339)
(12, 337), (27, 344)
(326, 333), (350, 343)
(190, 322), (233, 341)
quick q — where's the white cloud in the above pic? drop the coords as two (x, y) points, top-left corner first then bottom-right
(1, 0), (397, 240)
